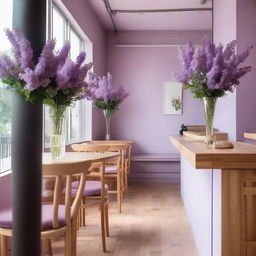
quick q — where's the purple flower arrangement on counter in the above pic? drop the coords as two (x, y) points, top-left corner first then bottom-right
(87, 72), (129, 114)
(0, 29), (92, 106)
(176, 37), (253, 98)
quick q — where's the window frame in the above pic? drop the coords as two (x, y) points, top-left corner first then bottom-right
(0, 0), (13, 175)
(44, 0), (93, 147)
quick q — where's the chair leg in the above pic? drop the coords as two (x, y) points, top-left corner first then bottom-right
(125, 161), (129, 192)
(117, 174), (122, 213)
(71, 220), (79, 256)
(82, 198), (86, 227)
(47, 239), (53, 256)
(105, 199), (110, 237)
(0, 235), (2, 256)
(100, 199), (107, 252)
(77, 209), (80, 230)
(0, 236), (8, 256)
(122, 171), (126, 198)
(64, 226), (72, 256)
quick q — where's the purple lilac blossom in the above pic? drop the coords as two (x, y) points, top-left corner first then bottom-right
(1, 29), (92, 106)
(20, 68), (40, 91)
(56, 54), (90, 91)
(0, 29), (34, 80)
(176, 37), (253, 93)
(176, 41), (195, 83)
(5, 28), (33, 69)
(0, 55), (19, 78)
(56, 41), (70, 66)
(87, 72), (129, 106)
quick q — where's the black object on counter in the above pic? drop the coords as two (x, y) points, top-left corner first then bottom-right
(179, 124), (187, 136)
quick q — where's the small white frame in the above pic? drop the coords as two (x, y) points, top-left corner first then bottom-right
(163, 82), (183, 115)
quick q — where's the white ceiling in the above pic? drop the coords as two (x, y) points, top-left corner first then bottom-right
(88, 0), (212, 31)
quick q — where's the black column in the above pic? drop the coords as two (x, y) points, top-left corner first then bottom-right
(12, 0), (46, 255)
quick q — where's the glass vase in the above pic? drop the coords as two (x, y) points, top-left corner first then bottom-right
(103, 109), (114, 141)
(203, 97), (217, 145)
(49, 105), (67, 159)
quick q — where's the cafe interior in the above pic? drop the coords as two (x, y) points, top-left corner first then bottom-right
(0, 0), (256, 255)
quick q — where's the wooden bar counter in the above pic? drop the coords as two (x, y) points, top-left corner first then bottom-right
(170, 135), (256, 256)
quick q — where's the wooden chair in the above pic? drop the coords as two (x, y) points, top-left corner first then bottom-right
(103, 144), (129, 213)
(71, 143), (112, 252)
(0, 160), (91, 256)
(89, 141), (133, 193)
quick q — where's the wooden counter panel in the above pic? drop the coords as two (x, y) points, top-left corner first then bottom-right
(170, 134), (256, 256)
(170, 135), (256, 169)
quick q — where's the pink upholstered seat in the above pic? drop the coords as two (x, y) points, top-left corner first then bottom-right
(105, 165), (118, 174)
(72, 180), (108, 196)
(0, 205), (66, 231)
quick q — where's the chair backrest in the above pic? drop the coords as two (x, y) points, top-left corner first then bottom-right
(71, 143), (110, 153)
(42, 160), (91, 229)
(89, 140), (133, 145)
(106, 144), (130, 170)
(88, 141), (132, 161)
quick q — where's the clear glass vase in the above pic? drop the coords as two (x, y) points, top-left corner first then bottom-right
(49, 105), (67, 158)
(103, 109), (114, 141)
(203, 97), (217, 145)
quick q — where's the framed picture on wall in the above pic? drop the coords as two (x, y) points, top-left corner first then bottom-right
(163, 82), (183, 115)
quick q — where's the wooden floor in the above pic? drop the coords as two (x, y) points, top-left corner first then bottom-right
(53, 183), (198, 256)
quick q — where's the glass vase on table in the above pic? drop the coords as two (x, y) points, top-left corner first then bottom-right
(202, 97), (217, 145)
(103, 109), (115, 141)
(49, 105), (67, 159)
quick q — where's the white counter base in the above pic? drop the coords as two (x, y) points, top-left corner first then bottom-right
(181, 156), (221, 256)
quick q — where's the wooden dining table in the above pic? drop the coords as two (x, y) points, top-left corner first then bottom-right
(43, 151), (120, 165)
(42, 151), (119, 255)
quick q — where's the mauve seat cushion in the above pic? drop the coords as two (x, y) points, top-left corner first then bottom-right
(105, 165), (118, 174)
(0, 205), (66, 231)
(72, 180), (108, 196)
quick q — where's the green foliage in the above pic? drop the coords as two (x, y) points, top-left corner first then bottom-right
(94, 99), (120, 115)
(1, 77), (49, 104)
(184, 73), (225, 98)
(43, 86), (83, 109)
(171, 96), (182, 111)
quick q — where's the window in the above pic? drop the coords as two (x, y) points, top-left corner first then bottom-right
(0, 0), (12, 174)
(44, 3), (93, 146)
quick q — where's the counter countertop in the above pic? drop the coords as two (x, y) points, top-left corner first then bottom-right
(170, 135), (256, 169)
(182, 130), (228, 141)
(244, 132), (256, 140)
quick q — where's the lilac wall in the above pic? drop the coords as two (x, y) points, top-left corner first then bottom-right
(236, 0), (256, 141)
(213, 0), (256, 141)
(213, 0), (237, 140)
(62, 0), (106, 139)
(106, 30), (211, 154)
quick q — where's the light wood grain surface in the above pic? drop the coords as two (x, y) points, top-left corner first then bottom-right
(52, 183), (198, 256)
(244, 133), (256, 140)
(183, 130), (228, 141)
(43, 152), (119, 165)
(89, 140), (134, 145)
(170, 135), (256, 169)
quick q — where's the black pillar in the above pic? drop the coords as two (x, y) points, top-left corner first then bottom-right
(12, 0), (46, 255)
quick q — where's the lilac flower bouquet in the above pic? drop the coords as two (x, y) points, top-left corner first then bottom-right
(0, 29), (92, 157)
(87, 72), (129, 139)
(176, 37), (252, 98)
(87, 72), (129, 113)
(176, 37), (253, 144)
(0, 29), (92, 106)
